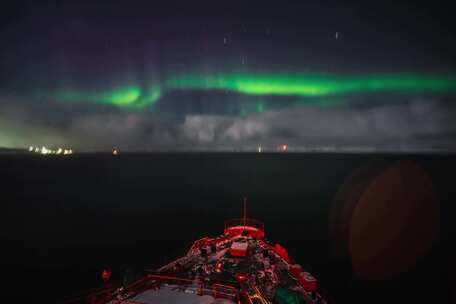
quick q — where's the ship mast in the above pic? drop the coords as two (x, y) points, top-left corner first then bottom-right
(243, 196), (247, 227)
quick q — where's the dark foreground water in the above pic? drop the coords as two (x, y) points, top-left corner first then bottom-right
(1, 153), (455, 303)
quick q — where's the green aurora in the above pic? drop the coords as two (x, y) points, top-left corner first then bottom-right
(51, 86), (162, 108)
(48, 73), (456, 110)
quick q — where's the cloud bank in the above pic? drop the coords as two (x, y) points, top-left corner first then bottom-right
(0, 93), (455, 152)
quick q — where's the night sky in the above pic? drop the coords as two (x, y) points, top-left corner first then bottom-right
(1, 0), (456, 151)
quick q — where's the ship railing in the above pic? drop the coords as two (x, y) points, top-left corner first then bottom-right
(88, 274), (240, 304)
(224, 218), (265, 232)
(79, 273), (238, 304)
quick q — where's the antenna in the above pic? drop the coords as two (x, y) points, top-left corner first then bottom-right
(243, 196), (247, 227)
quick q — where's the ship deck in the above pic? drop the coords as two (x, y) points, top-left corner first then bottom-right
(78, 218), (326, 304)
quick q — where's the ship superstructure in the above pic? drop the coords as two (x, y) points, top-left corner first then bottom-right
(81, 201), (328, 304)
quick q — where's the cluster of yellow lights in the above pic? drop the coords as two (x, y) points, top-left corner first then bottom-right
(28, 146), (73, 155)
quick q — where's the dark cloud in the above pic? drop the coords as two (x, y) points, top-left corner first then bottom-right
(177, 99), (456, 151)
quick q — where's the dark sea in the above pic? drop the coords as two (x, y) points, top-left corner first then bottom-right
(1, 153), (455, 303)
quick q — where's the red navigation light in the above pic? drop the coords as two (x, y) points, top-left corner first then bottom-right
(278, 144), (288, 152)
(101, 269), (112, 282)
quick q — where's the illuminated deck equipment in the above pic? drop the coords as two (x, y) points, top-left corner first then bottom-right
(66, 197), (327, 304)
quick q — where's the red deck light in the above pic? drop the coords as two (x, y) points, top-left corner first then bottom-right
(235, 272), (248, 281)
